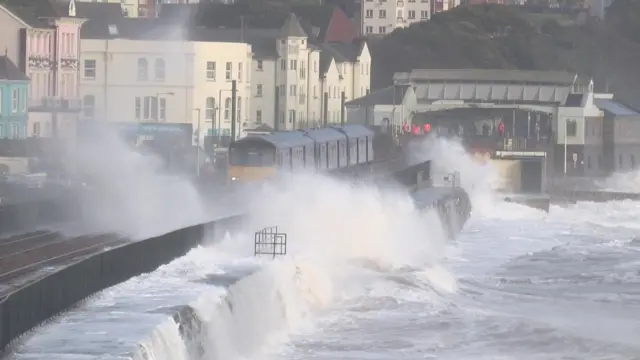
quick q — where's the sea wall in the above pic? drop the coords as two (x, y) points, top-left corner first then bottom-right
(0, 215), (245, 353)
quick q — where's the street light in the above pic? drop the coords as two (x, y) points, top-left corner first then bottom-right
(193, 108), (201, 176)
(156, 91), (174, 122)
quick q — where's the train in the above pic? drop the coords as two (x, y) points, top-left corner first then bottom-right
(228, 125), (391, 183)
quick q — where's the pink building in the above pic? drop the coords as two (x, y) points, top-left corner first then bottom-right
(0, 0), (86, 138)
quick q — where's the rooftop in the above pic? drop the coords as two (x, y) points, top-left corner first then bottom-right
(594, 99), (640, 117)
(0, 0), (77, 27)
(0, 56), (28, 82)
(345, 85), (410, 107)
(395, 69), (577, 86)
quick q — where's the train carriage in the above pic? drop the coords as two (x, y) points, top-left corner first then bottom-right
(302, 128), (345, 170)
(228, 131), (313, 182)
(227, 124), (376, 183)
(331, 125), (375, 165)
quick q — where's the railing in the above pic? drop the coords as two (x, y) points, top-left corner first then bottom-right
(464, 136), (552, 153)
(28, 97), (82, 112)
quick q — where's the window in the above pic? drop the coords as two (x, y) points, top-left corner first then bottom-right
(11, 89), (18, 112)
(300, 61), (306, 79)
(137, 58), (148, 81)
(366, 26), (373, 34)
(280, 59), (286, 70)
(83, 95), (95, 119)
(631, 154), (636, 169)
(366, 9), (373, 18)
(32, 123), (40, 137)
(289, 85), (296, 96)
(566, 119), (577, 137)
(224, 97), (231, 120)
(154, 58), (165, 80)
(237, 97), (241, 122)
(0, 89), (2, 113)
(206, 97), (215, 120)
(619, 154), (623, 168)
(225, 62), (232, 80)
(137, 96), (158, 120)
(420, 10), (428, 19)
(206, 61), (216, 80)
(256, 84), (263, 97)
(379, 26), (386, 34)
(256, 60), (263, 70)
(84, 59), (96, 79)
(11, 124), (19, 139)
(408, 10), (415, 19)
(379, 9), (386, 18)
(157, 98), (166, 120)
(290, 60), (297, 71)
(256, 110), (262, 124)
(288, 110), (295, 124)
(279, 85), (286, 97)
(135, 97), (141, 119)
(238, 62), (243, 82)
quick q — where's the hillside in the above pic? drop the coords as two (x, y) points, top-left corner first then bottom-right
(370, 3), (640, 107)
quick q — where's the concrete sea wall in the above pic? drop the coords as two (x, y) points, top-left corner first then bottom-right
(0, 215), (245, 353)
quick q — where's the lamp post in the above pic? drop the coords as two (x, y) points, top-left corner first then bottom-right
(156, 91), (174, 121)
(193, 108), (201, 176)
(564, 118), (569, 176)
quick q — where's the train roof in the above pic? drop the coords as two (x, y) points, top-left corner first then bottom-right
(301, 128), (345, 142)
(330, 124), (374, 138)
(255, 131), (314, 148)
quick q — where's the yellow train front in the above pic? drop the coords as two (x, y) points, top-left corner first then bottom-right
(227, 125), (376, 183)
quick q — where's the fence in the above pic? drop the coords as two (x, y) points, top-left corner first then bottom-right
(0, 214), (245, 353)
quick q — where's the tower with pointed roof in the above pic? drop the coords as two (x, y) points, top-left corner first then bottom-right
(276, 13), (309, 131)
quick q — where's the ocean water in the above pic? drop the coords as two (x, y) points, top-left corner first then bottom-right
(6, 139), (640, 360)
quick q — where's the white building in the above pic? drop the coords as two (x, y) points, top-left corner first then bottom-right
(248, 14), (371, 131)
(79, 12), (252, 144)
(75, 0), (139, 17)
(586, 0), (615, 20)
(360, 0), (431, 36)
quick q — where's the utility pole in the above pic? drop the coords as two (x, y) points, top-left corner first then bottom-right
(194, 108), (201, 176)
(230, 80), (237, 143)
(340, 91), (346, 126)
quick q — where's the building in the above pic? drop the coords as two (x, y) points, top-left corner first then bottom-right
(78, 2), (253, 145)
(248, 14), (371, 131)
(344, 85), (417, 128)
(0, 0), (86, 138)
(432, 0), (462, 14)
(557, 88), (640, 177)
(0, 56), (29, 139)
(360, 0), (432, 36)
(75, 0), (138, 17)
(586, 0), (614, 20)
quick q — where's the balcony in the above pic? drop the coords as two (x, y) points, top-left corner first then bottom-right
(28, 97), (82, 113)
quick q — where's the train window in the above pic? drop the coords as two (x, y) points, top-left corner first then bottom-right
(230, 146), (275, 166)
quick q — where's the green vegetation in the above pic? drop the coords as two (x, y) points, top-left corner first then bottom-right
(370, 3), (640, 107)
